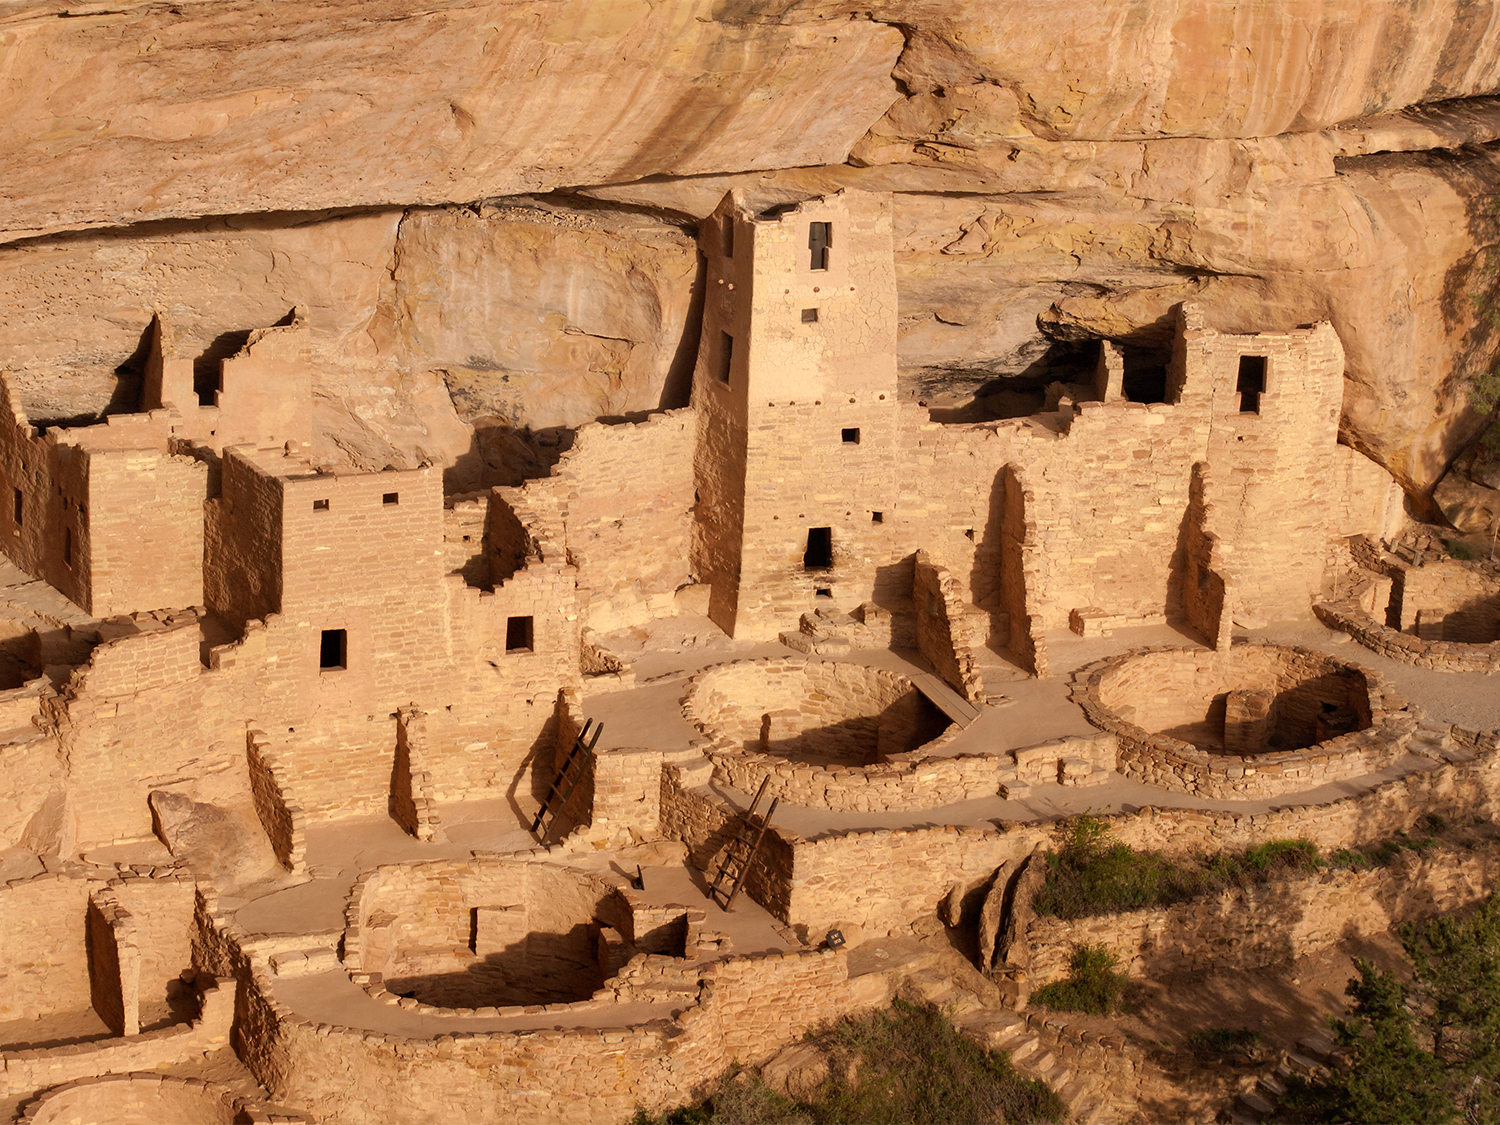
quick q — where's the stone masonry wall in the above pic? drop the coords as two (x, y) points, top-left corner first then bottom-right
(549, 409), (697, 633)
(1023, 842), (1500, 987)
(0, 874), (93, 1024)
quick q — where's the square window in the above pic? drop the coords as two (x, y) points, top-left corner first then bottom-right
(383, 492), (399, 506)
(319, 629), (346, 670)
(841, 428), (860, 444)
(312, 498), (330, 511)
(804, 527), (833, 570)
(506, 615), (534, 653)
(871, 511), (884, 523)
(801, 308), (819, 324)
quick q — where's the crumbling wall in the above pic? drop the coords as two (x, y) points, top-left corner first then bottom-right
(552, 410), (697, 632)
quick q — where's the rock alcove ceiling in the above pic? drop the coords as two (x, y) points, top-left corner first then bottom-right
(2, 1), (1500, 521)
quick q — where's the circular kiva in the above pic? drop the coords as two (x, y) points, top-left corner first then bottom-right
(342, 858), (646, 1015)
(1070, 643), (1418, 799)
(19, 1074), (298, 1125)
(680, 656), (1000, 812)
(1315, 556), (1500, 674)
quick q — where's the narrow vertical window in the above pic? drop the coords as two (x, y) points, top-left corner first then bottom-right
(718, 331), (733, 384)
(808, 222), (831, 270)
(804, 527), (833, 570)
(12, 488), (21, 527)
(1236, 356), (1266, 414)
(721, 217), (734, 258)
(62, 527), (72, 567)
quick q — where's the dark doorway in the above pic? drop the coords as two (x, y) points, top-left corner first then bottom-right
(804, 527), (833, 570)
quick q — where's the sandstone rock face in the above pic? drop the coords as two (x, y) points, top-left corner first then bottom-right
(383, 203), (700, 431)
(1, 0), (1500, 516)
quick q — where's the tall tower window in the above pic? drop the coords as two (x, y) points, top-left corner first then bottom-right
(808, 222), (831, 270)
(721, 218), (734, 258)
(718, 332), (734, 384)
(320, 629), (347, 670)
(1236, 355), (1266, 414)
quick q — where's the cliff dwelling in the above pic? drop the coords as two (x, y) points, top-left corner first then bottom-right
(2, 5), (1500, 1125)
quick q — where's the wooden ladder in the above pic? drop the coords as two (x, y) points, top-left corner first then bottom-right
(708, 777), (780, 911)
(530, 718), (603, 840)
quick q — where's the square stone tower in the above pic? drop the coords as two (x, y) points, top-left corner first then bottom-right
(690, 190), (899, 640)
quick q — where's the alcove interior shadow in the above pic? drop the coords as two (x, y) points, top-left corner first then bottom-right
(384, 922), (605, 1008)
(753, 695), (952, 768)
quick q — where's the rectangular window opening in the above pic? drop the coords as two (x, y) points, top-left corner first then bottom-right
(319, 628), (347, 670)
(1236, 355), (1266, 414)
(808, 222), (831, 270)
(801, 307), (819, 324)
(841, 427), (860, 444)
(718, 331), (733, 384)
(506, 615), (535, 653)
(62, 527), (72, 567)
(804, 526), (833, 570)
(815, 587), (832, 598)
(871, 511), (884, 524)
(721, 218), (734, 258)
(12, 488), (21, 527)
(382, 492), (399, 506)
(312, 498), (330, 512)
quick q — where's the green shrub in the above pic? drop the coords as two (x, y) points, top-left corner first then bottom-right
(635, 1001), (1066, 1125)
(1030, 944), (1129, 1016)
(1187, 1027), (1261, 1057)
(1329, 848), (1372, 870)
(1446, 539), (1479, 560)
(1244, 838), (1320, 873)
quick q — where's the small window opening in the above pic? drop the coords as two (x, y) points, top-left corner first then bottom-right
(721, 218), (734, 258)
(801, 308), (819, 324)
(841, 428), (860, 444)
(804, 526), (833, 570)
(319, 629), (347, 670)
(12, 488), (21, 527)
(871, 511), (884, 523)
(312, 498), (330, 512)
(814, 587), (832, 598)
(718, 331), (733, 384)
(808, 222), (831, 270)
(62, 527), (72, 567)
(1197, 565), (1210, 591)
(1236, 355), (1266, 414)
(506, 615), (534, 653)
(1122, 366), (1169, 404)
(964, 528), (975, 541)
(383, 492), (399, 506)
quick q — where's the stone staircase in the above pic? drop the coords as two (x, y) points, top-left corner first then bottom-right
(1218, 1032), (1336, 1124)
(1406, 720), (1476, 765)
(849, 937), (1115, 1124)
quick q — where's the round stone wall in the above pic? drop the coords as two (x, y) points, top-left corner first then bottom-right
(343, 858), (635, 1015)
(681, 657), (1000, 812)
(1071, 644), (1416, 799)
(21, 1075), (272, 1125)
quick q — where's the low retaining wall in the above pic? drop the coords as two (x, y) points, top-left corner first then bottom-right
(0, 976), (235, 1100)
(1315, 598), (1500, 674)
(1023, 842), (1500, 987)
